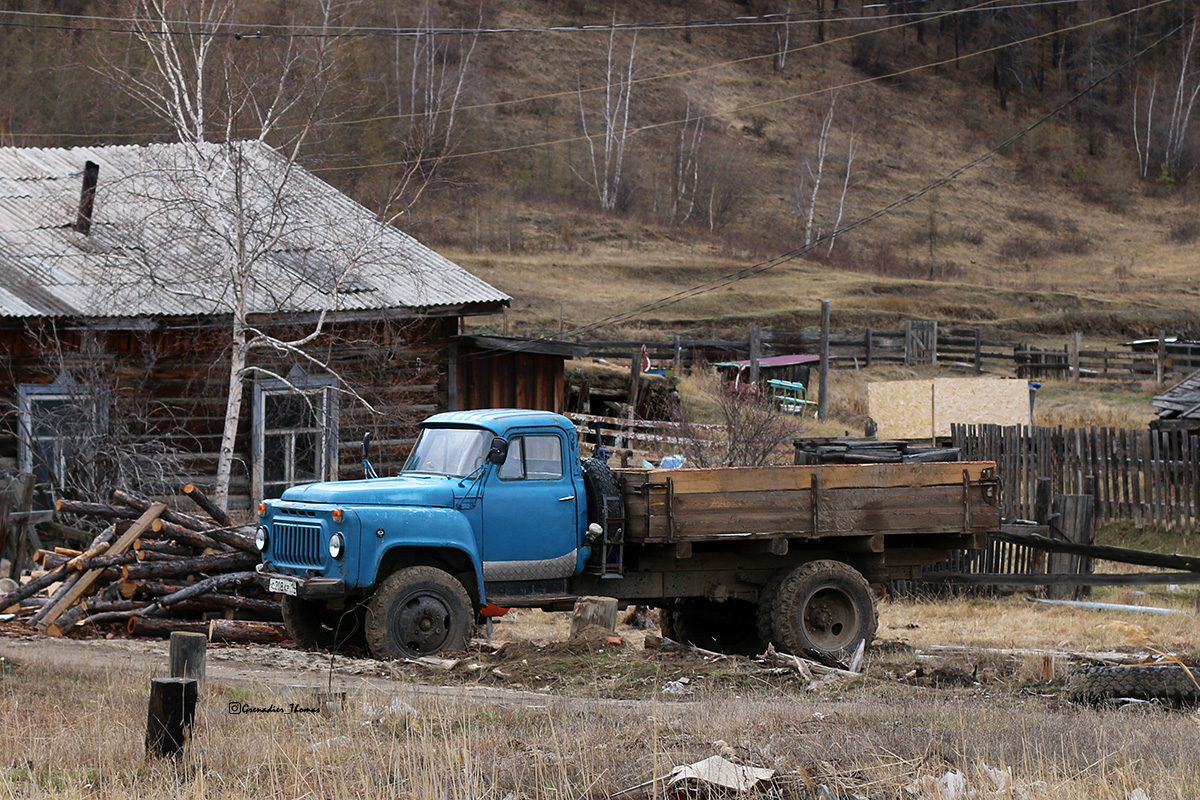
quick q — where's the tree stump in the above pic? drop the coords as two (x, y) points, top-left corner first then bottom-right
(145, 677), (198, 758)
(169, 631), (207, 687)
(569, 596), (618, 639)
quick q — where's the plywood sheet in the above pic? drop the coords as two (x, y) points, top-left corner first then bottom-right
(869, 378), (1028, 439)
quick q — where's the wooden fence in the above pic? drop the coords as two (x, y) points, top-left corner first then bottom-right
(952, 423), (1200, 531)
(577, 326), (1188, 382)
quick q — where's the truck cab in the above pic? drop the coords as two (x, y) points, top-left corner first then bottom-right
(256, 409), (597, 659)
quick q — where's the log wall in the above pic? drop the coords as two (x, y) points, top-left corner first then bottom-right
(0, 315), (457, 508)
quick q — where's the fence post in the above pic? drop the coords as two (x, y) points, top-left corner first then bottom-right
(865, 328), (873, 368)
(818, 301), (830, 422)
(673, 334), (682, 376)
(1071, 332), (1081, 383)
(749, 325), (762, 387)
(1157, 329), (1167, 384)
(974, 329), (982, 375)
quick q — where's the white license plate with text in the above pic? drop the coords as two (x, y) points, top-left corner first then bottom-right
(268, 577), (298, 596)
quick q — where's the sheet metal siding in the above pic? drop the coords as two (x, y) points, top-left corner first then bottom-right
(0, 142), (509, 319)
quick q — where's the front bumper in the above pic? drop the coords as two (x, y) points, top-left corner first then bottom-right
(256, 569), (346, 599)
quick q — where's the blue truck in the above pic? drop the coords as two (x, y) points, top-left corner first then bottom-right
(255, 408), (999, 662)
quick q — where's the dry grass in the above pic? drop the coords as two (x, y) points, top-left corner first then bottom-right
(5, 595), (1200, 799)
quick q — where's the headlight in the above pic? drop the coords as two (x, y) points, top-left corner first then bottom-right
(255, 526), (268, 552)
(329, 532), (344, 559)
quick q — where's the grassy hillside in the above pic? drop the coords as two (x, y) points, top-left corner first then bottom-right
(3, 0), (1200, 340)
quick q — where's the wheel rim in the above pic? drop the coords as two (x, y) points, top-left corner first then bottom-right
(801, 586), (860, 652)
(392, 591), (454, 654)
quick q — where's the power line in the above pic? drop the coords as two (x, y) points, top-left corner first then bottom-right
(435, 15), (1185, 373)
(555, 19), (1186, 340)
(0, 0), (1101, 38)
(0, 0), (1124, 143)
(315, 0), (1174, 174)
(0, 0), (1007, 141)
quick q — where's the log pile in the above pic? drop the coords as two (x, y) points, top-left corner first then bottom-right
(0, 487), (286, 644)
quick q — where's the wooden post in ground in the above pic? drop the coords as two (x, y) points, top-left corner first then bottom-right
(169, 631), (208, 688)
(1157, 329), (1167, 385)
(865, 328), (873, 368)
(569, 596), (618, 638)
(1071, 332), (1081, 383)
(818, 300), (830, 422)
(974, 329), (982, 375)
(145, 677), (198, 758)
(748, 325), (762, 388)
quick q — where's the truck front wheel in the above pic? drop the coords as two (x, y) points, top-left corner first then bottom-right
(366, 566), (473, 659)
(770, 560), (877, 663)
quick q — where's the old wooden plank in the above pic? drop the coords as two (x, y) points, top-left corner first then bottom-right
(627, 462), (996, 496)
(36, 503), (167, 631)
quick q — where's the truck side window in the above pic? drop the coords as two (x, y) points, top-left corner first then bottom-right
(498, 435), (563, 481)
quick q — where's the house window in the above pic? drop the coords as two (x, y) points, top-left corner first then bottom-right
(17, 376), (107, 496)
(498, 434), (563, 481)
(252, 374), (339, 501)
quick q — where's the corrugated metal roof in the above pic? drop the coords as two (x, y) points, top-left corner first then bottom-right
(0, 141), (510, 319)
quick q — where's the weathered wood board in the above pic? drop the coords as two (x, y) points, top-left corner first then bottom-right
(619, 462), (999, 545)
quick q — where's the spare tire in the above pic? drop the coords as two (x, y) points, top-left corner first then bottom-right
(1066, 664), (1200, 704)
(581, 457), (623, 528)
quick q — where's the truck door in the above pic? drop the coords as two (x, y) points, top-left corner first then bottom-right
(481, 430), (581, 581)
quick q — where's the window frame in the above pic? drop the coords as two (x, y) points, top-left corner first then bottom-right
(496, 433), (564, 482)
(251, 374), (340, 502)
(17, 375), (109, 495)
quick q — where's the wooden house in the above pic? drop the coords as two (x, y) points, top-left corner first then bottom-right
(0, 141), (521, 509)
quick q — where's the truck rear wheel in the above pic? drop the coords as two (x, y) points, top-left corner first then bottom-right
(366, 566), (473, 659)
(282, 596), (366, 653)
(771, 560), (877, 663)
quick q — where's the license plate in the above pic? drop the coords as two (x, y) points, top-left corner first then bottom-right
(268, 577), (298, 596)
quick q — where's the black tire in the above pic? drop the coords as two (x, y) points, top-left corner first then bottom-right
(771, 560), (877, 662)
(581, 457), (623, 528)
(366, 566), (473, 660)
(664, 600), (765, 656)
(1066, 664), (1200, 704)
(282, 596), (367, 653)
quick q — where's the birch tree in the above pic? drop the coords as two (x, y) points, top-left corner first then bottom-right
(789, 95), (856, 251)
(669, 97), (705, 224)
(575, 27), (638, 212)
(1131, 20), (1200, 183)
(385, 3), (481, 215)
(94, 0), (435, 509)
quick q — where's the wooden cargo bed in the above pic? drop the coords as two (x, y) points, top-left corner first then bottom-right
(617, 462), (999, 547)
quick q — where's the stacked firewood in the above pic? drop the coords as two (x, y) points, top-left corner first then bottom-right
(0, 485), (287, 644)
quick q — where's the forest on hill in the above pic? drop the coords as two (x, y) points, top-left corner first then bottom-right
(3, 0), (1200, 337)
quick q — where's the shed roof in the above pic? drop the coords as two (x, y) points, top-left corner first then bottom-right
(0, 141), (510, 320)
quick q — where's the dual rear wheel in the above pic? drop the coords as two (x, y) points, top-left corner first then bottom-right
(663, 560), (877, 663)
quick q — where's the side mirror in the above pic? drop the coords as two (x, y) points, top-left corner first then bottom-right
(486, 437), (509, 465)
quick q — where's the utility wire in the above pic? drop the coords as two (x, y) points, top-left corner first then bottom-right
(0, 0), (1007, 140)
(460, 16), (1186, 363)
(318, 0), (1174, 173)
(0, 0), (1103, 38)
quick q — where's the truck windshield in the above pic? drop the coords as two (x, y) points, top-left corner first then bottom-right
(402, 427), (492, 477)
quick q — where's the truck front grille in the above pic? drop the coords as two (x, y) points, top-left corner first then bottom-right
(272, 522), (324, 567)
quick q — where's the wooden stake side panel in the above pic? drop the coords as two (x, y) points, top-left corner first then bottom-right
(619, 463), (998, 544)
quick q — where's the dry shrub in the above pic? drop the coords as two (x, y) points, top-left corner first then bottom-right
(669, 367), (805, 466)
(1001, 236), (1093, 261)
(1005, 207), (1065, 233)
(1168, 217), (1200, 243)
